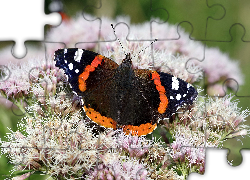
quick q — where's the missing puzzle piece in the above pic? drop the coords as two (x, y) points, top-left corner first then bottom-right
(0, 0), (61, 59)
(189, 148), (250, 180)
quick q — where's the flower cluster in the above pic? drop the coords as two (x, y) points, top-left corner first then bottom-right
(0, 46), (46, 108)
(163, 94), (250, 178)
(0, 14), (249, 180)
(87, 156), (148, 180)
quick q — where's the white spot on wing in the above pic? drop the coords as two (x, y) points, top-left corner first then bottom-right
(64, 49), (67, 58)
(183, 94), (186, 97)
(170, 96), (174, 99)
(64, 60), (67, 63)
(68, 63), (73, 70)
(74, 49), (83, 62)
(172, 77), (179, 90)
(176, 94), (181, 100)
(75, 69), (79, 73)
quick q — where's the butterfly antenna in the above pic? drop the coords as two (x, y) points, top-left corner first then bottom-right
(132, 38), (158, 59)
(111, 24), (126, 55)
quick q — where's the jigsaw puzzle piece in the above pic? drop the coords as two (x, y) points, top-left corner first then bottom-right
(189, 148), (250, 180)
(46, 0), (108, 50)
(27, 42), (68, 102)
(221, 98), (250, 166)
(47, 13), (103, 50)
(203, 93), (249, 167)
(151, 22), (206, 80)
(0, 0), (61, 59)
(209, 28), (250, 98)
(0, 41), (47, 117)
(170, 125), (207, 175)
(150, 0), (224, 41)
(81, 0), (150, 41)
(187, 26), (248, 97)
(206, 0), (250, 41)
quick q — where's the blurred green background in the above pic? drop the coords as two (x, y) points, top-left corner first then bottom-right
(1, 0), (250, 179)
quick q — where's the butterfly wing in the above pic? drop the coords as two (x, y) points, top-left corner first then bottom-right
(54, 48), (118, 94)
(54, 48), (119, 129)
(157, 71), (198, 117)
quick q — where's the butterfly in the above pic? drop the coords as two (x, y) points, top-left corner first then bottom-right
(54, 48), (197, 136)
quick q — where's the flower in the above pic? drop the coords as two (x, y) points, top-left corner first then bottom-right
(46, 14), (131, 54)
(205, 95), (249, 140)
(207, 84), (226, 96)
(115, 131), (152, 157)
(151, 168), (184, 180)
(0, 55), (65, 109)
(0, 92), (119, 179)
(170, 125), (214, 176)
(88, 155), (148, 180)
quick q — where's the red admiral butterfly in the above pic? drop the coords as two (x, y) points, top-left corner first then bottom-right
(54, 48), (197, 136)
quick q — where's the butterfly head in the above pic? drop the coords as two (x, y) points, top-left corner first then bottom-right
(120, 53), (132, 69)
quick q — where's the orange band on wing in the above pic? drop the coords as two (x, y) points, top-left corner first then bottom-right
(84, 106), (117, 129)
(122, 123), (157, 136)
(78, 55), (104, 92)
(151, 71), (168, 114)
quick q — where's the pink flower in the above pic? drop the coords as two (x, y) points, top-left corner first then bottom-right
(116, 131), (152, 157)
(88, 156), (148, 180)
